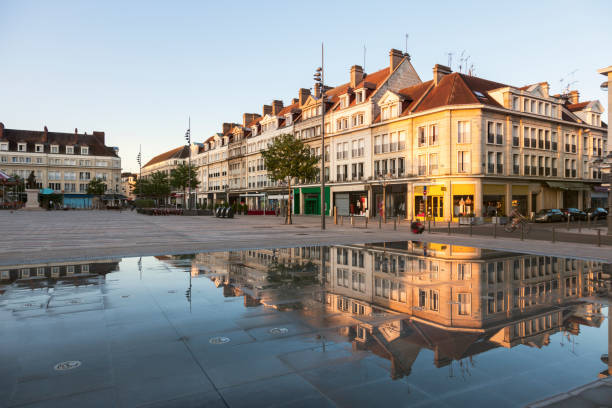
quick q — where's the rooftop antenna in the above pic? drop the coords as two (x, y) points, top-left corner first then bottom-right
(447, 52), (453, 70)
(405, 33), (409, 54)
(458, 50), (466, 73)
(559, 69), (579, 96)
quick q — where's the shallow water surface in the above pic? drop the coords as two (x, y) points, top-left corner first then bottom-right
(1, 241), (610, 407)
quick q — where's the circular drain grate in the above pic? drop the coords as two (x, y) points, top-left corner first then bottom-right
(54, 361), (81, 371)
(269, 328), (289, 335)
(209, 336), (230, 345)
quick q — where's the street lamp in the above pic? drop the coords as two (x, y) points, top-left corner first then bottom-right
(380, 172), (392, 223)
(314, 43), (325, 230)
(589, 157), (612, 235)
(185, 118), (192, 211)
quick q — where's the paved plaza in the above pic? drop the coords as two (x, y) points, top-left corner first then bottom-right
(1, 210), (611, 266)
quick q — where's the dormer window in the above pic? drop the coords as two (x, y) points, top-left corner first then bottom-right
(0, 142), (8, 151)
(18, 143), (26, 152)
(35, 144), (44, 153)
(356, 90), (364, 104)
(285, 115), (292, 125)
(512, 96), (519, 110)
(50, 145), (59, 154)
(66, 146), (74, 154)
(340, 95), (349, 109)
(81, 146), (89, 155)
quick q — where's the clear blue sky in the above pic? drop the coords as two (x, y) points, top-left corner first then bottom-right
(1, 0), (610, 172)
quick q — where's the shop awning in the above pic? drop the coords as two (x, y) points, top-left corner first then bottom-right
(545, 181), (591, 191)
(39, 188), (55, 195)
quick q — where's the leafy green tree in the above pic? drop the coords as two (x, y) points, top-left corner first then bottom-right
(170, 163), (200, 209)
(261, 133), (319, 224)
(133, 177), (150, 198)
(148, 171), (171, 206)
(87, 177), (107, 196)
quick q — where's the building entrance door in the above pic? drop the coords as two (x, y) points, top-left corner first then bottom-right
(427, 196), (444, 220)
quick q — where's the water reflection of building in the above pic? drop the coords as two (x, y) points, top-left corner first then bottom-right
(0, 259), (120, 284)
(193, 242), (607, 380)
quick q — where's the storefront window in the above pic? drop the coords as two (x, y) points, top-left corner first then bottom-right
(350, 192), (367, 216)
(453, 195), (474, 217)
(483, 195), (505, 217)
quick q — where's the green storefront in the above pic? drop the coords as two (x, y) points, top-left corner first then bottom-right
(293, 186), (330, 215)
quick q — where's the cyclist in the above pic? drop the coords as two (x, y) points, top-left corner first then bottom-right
(507, 205), (526, 232)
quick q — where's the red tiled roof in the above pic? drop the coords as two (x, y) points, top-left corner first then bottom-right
(566, 101), (590, 112)
(414, 73), (508, 112)
(143, 145), (189, 168)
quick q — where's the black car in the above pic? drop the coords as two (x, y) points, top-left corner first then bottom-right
(534, 209), (565, 223)
(584, 207), (609, 220)
(560, 208), (587, 221)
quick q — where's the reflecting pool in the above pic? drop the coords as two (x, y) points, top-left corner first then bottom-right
(1, 242), (610, 407)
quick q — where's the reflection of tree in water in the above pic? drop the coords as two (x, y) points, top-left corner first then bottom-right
(266, 259), (319, 285)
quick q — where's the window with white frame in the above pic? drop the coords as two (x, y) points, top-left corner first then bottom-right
(50, 145), (59, 153)
(35, 144), (44, 152)
(66, 146), (74, 154)
(18, 143), (26, 151)
(81, 146), (89, 155)
(429, 153), (439, 174)
(458, 293), (471, 315)
(457, 151), (470, 173)
(0, 142), (8, 151)
(457, 121), (471, 144)
(417, 126), (426, 147)
(429, 124), (438, 145)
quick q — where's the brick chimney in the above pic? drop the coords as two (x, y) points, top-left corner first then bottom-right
(242, 113), (260, 126)
(540, 82), (549, 97)
(291, 98), (299, 105)
(298, 88), (311, 106)
(433, 64), (452, 86)
(314, 82), (321, 98)
(271, 100), (284, 115)
(222, 123), (232, 134)
(43, 126), (48, 143)
(350, 65), (365, 87)
(569, 90), (579, 104)
(389, 49), (404, 73)
(262, 104), (272, 116)
(93, 131), (105, 145)
(0, 122), (4, 139)
(75, 128), (78, 135)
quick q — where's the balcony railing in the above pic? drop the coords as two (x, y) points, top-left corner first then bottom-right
(496, 135), (503, 145)
(382, 144), (389, 153)
(487, 164), (495, 173)
(496, 164), (503, 174)
(524, 137), (530, 147)
(398, 142), (405, 150)
(513, 137), (520, 147)
(487, 133), (495, 144)
(374, 145), (381, 154)
(524, 165), (530, 175)
(513, 164), (520, 174)
(390, 142), (398, 152)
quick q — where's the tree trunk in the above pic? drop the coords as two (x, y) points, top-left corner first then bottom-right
(286, 180), (292, 225)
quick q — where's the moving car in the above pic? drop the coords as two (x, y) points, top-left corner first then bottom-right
(584, 207), (609, 220)
(560, 208), (587, 221)
(534, 209), (564, 223)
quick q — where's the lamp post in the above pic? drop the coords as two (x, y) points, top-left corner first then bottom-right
(314, 43), (326, 230)
(185, 117), (192, 210)
(136, 145), (142, 197)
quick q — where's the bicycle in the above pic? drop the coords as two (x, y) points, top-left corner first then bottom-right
(504, 217), (531, 234)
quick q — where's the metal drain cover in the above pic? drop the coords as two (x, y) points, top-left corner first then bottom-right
(209, 336), (230, 344)
(54, 360), (81, 371)
(269, 327), (289, 335)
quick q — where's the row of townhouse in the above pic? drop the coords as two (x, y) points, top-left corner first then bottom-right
(142, 48), (608, 219)
(0, 123), (122, 208)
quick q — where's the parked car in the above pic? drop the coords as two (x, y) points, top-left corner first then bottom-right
(560, 208), (587, 221)
(584, 207), (609, 220)
(534, 209), (565, 223)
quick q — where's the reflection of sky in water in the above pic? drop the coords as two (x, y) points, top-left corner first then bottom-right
(0, 245), (609, 408)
